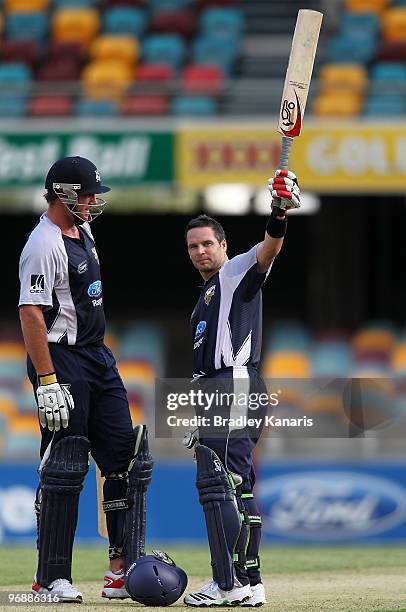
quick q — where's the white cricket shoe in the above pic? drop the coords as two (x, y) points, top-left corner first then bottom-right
(184, 579), (251, 606)
(32, 578), (83, 603)
(242, 582), (267, 607)
(102, 570), (130, 599)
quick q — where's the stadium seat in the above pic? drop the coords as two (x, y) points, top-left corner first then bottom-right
(103, 7), (148, 37)
(118, 323), (165, 373)
(200, 7), (244, 40)
(47, 41), (85, 62)
(143, 34), (186, 70)
(345, 0), (389, 12)
(151, 10), (196, 38)
(0, 62), (31, 93)
(267, 323), (310, 352)
(90, 35), (139, 65)
(171, 95), (216, 115)
(352, 325), (395, 362)
(263, 351), (311, 378)
(319, 63), (368, 93)
(136, 63), (174, 82)
(341, 10), (380, 35)
(327, 33), (376, 63)
(5, 12), (48, 41)
(52, 8), (100, 49)
(76, 97), (118, 116)
(53, 0), (98, 5)
(382, 7), (406, 40)
(369, 62), (406, 95)
(364, 95), (405, 115)
(312, 92), (363, 117)
(182, 64), (224, 94)
(192, 35), (238, 74)
(122, 94), (168, 115)
(311, 342), (353, 377)
(376, 40), (406, 61)
(0, 96), (27, 117)
(5, 0), (49, 11)
(37, 57), (82, 81)
(82, 59), (133, 100)
(150, 0), (190, 12)
(0, 40), (40, 66)
(28, 95), (73, 116)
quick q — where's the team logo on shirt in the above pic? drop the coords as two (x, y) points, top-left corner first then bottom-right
(30, 274), (45, 294)
(87, 280), (102, 297)
(204, 285), (216, 305)
(77, 260), (88, 274)
(195, 320), (207, 339)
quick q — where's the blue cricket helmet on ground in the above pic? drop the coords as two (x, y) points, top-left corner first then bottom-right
(125, 550), (187, 606)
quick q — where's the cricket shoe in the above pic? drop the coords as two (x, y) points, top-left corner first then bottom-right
(184, 579), (251, 606)
(102, 570), (130, 599)
(32, 578), (83, 603)
(242, 582), (267, 607)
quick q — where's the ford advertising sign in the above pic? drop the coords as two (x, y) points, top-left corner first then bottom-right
(259, 464), (406, 542)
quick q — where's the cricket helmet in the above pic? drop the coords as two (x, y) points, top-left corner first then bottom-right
(45, 156), (110, 224)
(125, 550), (188, 606)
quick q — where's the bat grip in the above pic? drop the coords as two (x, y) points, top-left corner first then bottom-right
(279, 136), (293, 169)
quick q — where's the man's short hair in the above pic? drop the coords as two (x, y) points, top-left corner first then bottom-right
(185, 215), (226, 243)
(44, 190), (58, 204)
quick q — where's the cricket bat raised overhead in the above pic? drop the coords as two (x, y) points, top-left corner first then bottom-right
(277, 9), (323, 169)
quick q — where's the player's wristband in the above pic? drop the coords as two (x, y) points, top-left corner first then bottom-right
(266, 210), (287, 238)
(39, 372), (57, 386)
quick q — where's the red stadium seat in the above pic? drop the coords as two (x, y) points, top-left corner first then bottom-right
(136, 63), (174, 82)
(37, 57), (82, 81)
(182, 64), (224, 94)
(0, 40), (40, 65)
(121, 94), (168, 115)
(47, 41), (85, 62)
(151, 10), (196, 38)
(376, 40), (406, 62)
(28, 95), (73, 116)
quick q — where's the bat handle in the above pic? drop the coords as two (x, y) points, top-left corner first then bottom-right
(272, 136), (294, 214)
(279, 136), (293, 169)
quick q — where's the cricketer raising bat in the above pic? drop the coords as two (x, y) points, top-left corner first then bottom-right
(278, 9), (323, 169)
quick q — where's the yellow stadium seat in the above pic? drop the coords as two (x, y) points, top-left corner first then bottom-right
(5, 0), (49, 11)
(9, 413), (39, 434)
(52, 8), (100, 49)
(90, 35), (139, 65)
(0, 341), (26, 359)
(0, 396), (17, 416)
(352, 328), (395, 354)
(118, 361), (155, 383)
(312, 92), (363, 117)
(263, 351), (311, 378)
(391, 344), (406, 371)
(346, 0), (389, 13)
(82, 59), (133, 100)
(382, 7), (406, 41)
(319, 63), (368, 93)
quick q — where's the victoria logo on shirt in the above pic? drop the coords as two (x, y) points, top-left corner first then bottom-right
(30, 274), (45, 294)
(87, 280), (102, 297)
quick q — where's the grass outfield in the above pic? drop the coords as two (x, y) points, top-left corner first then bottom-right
(1, 546), (405, 611)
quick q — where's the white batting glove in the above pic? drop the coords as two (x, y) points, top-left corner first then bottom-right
(36, 373), (74, 432)
(268, 169), (301, 211)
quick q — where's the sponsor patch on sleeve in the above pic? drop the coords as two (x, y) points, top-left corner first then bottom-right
(30, 274), (45, 294)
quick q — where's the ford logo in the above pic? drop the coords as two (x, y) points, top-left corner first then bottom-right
(87, 280), (102, 298)
(259, 471), (406, 540)
(195, 321), (207, 339)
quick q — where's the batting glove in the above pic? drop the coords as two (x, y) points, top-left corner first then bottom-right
(268, 169), (301, 212)
(36, 372), (74, 432)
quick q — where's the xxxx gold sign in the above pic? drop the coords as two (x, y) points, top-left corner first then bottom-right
(176, 123), (406, 192)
